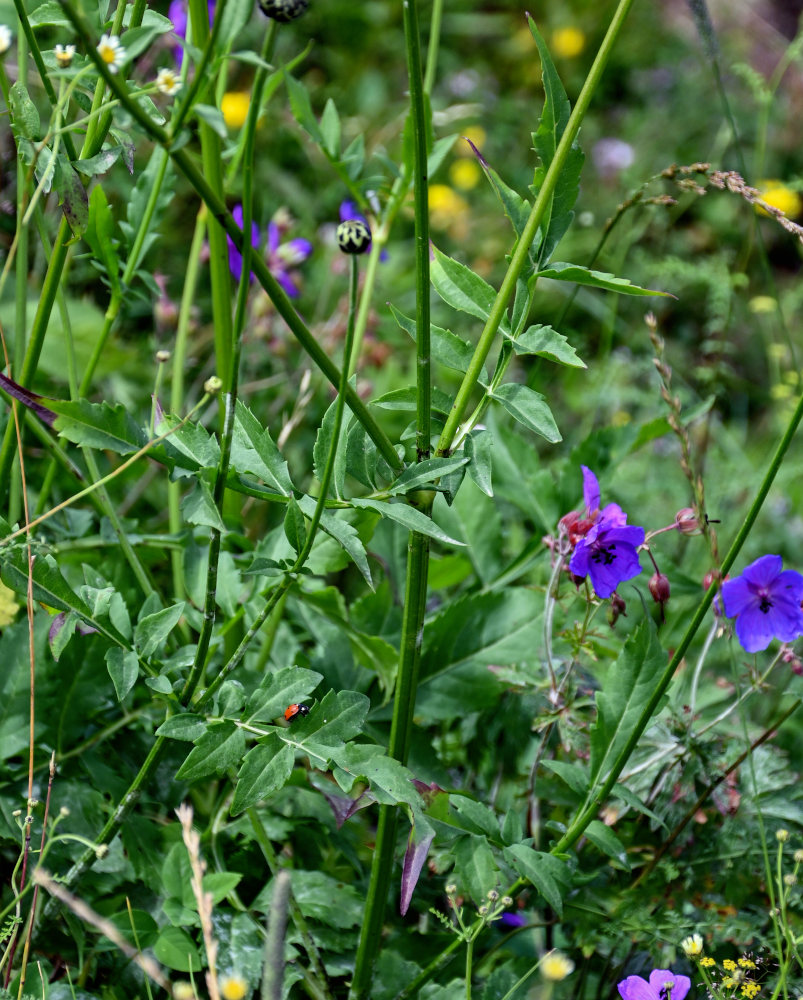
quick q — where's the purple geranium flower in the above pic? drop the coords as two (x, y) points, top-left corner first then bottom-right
(568, 466), (644, 599)
(618, 970), (691, 1000)
(168, 0), (215, 66)
(226, 206), (312, 296)
(720, 554), (803, 653)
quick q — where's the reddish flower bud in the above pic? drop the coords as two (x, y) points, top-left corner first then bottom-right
(675, 508), (701, 535)
(649, 572), (671, 604)
(703, 569), (720, 592)
(608, 592), (627, 626)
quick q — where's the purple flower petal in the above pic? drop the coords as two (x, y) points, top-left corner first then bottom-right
(720, 554), (803, 653)
(227, 204), (260, 282)
(648, 971), (690, 1000)
(581, 465), (600, 516)
(618, 976), (659, 1000)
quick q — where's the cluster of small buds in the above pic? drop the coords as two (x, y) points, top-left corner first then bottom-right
(476, 888), (514, 924)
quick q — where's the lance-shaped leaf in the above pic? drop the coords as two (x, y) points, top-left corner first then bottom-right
(230, 401), (293, 495)
(465, 137), (531, 242)
(528, 18), (584, 267)
(0, 373), (57, 426)
(351, 498), (464, 547)
(534, 263), (671, 297)
(84, 185), (121, 299)
(490, 383), (561, 443)
(400, 811), (435, 916)
(589, 619), (665, 785)
(389, 303), (477, 376)
(176, 721), (247, 782)
(505, 324), (585, 368)
(503, 844), (571, 915)
(584, 819), (630, 870)
(330, 744), (422, 807)
(297, 496), (373, 588)
(231, 734), (295, 815)
(430, 247), (509, 333)
(389, 456), (470, 496)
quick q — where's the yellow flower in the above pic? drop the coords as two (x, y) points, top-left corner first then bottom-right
(449, 159), (481, 191)
(748, 295), (777, 314)
(723, 960), (737, 971)
(552, 26), (586, 59)
(756, 181), (801, 219)
(540, 950), (575, 981)
(220, 975), (249, 1000)
(0, 581), (19, 627)
(221, 91), (250, 129)
(172, 983), (196, 1000)
(738, 959), (757, 970)
(456, 125), (487, 154)
(428, 184), (470, 239)
(701, 957), (716, 968)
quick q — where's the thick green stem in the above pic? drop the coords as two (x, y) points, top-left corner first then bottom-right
(436, 0), (637, 456)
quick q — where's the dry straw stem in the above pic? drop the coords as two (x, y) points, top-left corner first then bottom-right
(32, 867), (171, 992)
(176, 803), (220, 1000)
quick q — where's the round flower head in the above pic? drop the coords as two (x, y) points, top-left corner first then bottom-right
(54, 43), (76, 67)
(156, 67), (181, 96)
(337, 219), (372, 255)
(97, 33), (126, 73)
(0, 25), (12, 54)
(219, 976), (248, 1000)
(618, 970), (691, 1000)
(720, 555), (803, 653)
(257, 0), (309, 22)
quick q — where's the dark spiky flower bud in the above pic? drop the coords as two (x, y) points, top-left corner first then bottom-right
(257, 0), (308, 23)
(336, 219), (372, 255)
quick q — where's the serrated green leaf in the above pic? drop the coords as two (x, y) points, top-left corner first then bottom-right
(244, 666), (323, 724)
(506, 324), (585, 368)
(156, 413), (220, 474)
(453, 834), (498, 905)
(9, 82), (41, 140)
(389, 456), (470, 496)
(84, 185), (121, 298)
(371, 385), (454, 415)
(231, 736), (295, 814)
(46, 397), (145, 454)
(176, 721), (247, 782)
(27, 0), (73, 26)
(231, 401), (293, 495)
(466, 430), (493, 497)
(389, 303), (476, 375)
(182, 477), (225, 531)
(539, 759), (589, 797)
(490, 383), (561, 442)
(105, 648), (138, 701)
(503, 844), (570, 915)
(312, 390), (352, 501)
(284, 71), (323, 142)
(535, 263), (669, 296)
(528, 18), (584, 266)
(584, 819), (630, 870)
(134, 602), (185, 658)
(471, 144), (531, 241)
(451, 796), (500, 839)
(329, 744), (421, 806)
(297, 496), (373, 588)
(589, 620), (666, 785)
(283, 497), (307, 555)
(431, 246), (507, 332)
(320, 97), (341, 158)
(351, 498), (464, 546)
(156, 714), (207, 741)
(293, 690), (369, 752)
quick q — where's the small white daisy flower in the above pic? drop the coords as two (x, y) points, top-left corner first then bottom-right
(155, 67), (181, 96)
(540, 950), (575, 982)
(54, 43), (76, 67)
(97, 33), (126, 73)
(0, 25), (13, 54)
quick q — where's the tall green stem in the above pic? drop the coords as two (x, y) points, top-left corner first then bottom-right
(349, 1), (431, 994)
(435, 0), (637, 456)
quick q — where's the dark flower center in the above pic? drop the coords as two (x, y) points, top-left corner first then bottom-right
(592, 543), (617, 566)
(759, 593), (773, 614)
(659, 982), (675, 1000)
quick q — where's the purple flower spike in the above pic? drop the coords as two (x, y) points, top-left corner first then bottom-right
(568, 467), (644, 599)
(618, 970), (691, 1000)
(720, 554), (803, 653)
